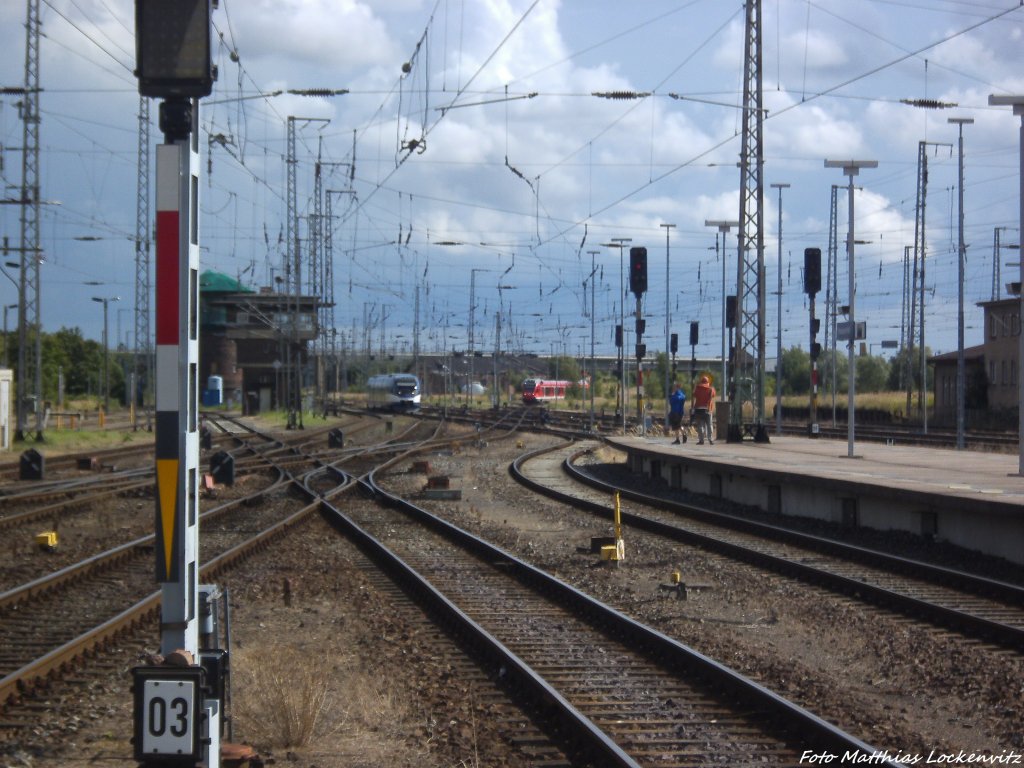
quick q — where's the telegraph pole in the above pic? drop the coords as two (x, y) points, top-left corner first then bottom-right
(770, 183), (789, 436)
(660, 224), (675, 434)
(949, 117), (973, 451)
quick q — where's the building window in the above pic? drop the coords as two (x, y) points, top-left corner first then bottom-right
(1014, 360), (1018, 387)
(990, 361), (996, 384)
(1002, 360), (1008, 385)
(990, 315), (998, 338)
(1014, 314), (1021, 336)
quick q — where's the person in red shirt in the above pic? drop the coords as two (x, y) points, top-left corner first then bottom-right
(691, 375), (716, 445)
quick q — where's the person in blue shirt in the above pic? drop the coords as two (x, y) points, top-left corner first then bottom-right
(668, 382), (687, 444)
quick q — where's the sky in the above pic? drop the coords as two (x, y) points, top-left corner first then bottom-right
(1, 0), (1024, 366)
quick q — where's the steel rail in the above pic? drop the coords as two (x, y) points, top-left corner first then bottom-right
(352, 461), (888, 764)
(510, 442), (1024, 651)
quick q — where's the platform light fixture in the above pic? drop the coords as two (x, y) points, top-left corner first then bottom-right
(825, 159), (877, 459)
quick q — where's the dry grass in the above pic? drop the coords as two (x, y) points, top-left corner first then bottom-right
(230, 643), (444, 764)
(231, 644), (331, 748)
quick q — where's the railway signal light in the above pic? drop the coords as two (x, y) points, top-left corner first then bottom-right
(629, 247), (648, 295)
(636, 343), (646, 360)
(615, 324), (623, 347)
(670, 333), (678, 354)
(726, 296), (737, 329)
(804, 247), (821, 295)
(810, 342), (821, 360)
(635, 317), (645, 335)
(689, 321), (699, 346)
(135, 0), (216, 99)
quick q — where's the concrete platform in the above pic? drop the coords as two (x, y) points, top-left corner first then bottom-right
(606, 433), (1024, 565)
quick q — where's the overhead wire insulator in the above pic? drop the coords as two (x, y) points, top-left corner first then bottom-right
(287, 88), (350, 97)
(592, 91), (650, 100)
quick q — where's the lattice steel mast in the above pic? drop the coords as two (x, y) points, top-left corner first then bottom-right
(733, 0), (767, 441)
(134, 95), (152, 419)
(16, 0), (42, 441)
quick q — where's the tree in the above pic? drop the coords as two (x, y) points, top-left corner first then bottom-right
(779, 346), (811, 395)
(855, 354), (890, 392)
(886, 346), (933, 393)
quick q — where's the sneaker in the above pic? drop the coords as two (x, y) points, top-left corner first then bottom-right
(709, 440), (714, 445)
(672, 438), (680, 445)
(697, 440), (704, 445)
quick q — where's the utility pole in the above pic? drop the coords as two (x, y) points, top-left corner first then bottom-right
(910, 139), (952, 431)
(660, 224), (675, 434)
(770, 183), (789, 436)
(17, 0), (42, 442)
(735, 0), (768, 442)
(133, 95), (151, 429)
(949, 117), (973, 450)
(988, 94), (1024, 475)
(826, 185), (846, 426)
(704, 220), (739, 418)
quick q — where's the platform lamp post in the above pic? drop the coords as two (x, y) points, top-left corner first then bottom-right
(133, 1), (223, 766)
(770, 184), (789, 437)
(948, 117), (973, 451)
(704, 220), (740, 407)
(825, 159), (877, 459)
(988, 95), (1024, 475)
(91, 296), (119, 413)
(603, 238), (632, 433)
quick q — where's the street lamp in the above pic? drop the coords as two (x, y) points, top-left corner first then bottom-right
(92, 296), (120, 413)
(825, 159), (878, 459)
(948, 116), (973, 451)
(988, 94), (1024, 474)
(770, 183), (790, 437)
(660, 224), (676, 434)
(704, 220), (740, 403)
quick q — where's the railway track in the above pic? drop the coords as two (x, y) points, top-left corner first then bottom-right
(511, 441), (1024, 651)
(321, 458), (886, 765)
(0, 414), (439, 741)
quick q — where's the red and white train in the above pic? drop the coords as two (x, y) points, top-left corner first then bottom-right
(521, 378), (588, 404)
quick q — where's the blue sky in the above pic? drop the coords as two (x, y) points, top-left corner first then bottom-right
(1, 0), (1023, 364)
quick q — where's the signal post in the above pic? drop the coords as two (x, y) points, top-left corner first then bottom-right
(132, 2), (224, 766)
(629, 247), (648, 431)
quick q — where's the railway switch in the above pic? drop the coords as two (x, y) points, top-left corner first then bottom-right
(35, 530), (58, 551)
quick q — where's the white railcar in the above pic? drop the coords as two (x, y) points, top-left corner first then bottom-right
(367, 373), (421, 410)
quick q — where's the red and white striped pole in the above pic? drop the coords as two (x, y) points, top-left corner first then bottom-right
(154, 111), (201, 659)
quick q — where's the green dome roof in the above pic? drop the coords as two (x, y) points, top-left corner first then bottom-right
(199, 270), (254, 294)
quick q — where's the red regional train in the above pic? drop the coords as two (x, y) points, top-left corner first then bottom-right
(521, 378), (573, 404)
